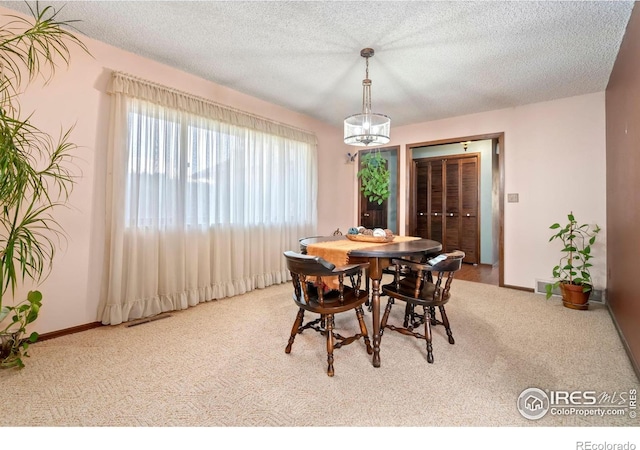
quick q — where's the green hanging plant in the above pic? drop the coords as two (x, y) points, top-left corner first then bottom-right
(357, 152), (390, 205)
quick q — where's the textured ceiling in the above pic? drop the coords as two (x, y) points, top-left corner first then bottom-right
(0, 1), (634, 128)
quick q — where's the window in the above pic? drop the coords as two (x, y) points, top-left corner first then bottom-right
(101, 72), (317, 325)
(124, 98), (315, 229)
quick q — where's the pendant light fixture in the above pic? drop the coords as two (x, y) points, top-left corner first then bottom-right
(344, 48), (390, 147)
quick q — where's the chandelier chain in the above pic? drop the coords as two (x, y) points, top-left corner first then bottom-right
(365, 55), (369, 79)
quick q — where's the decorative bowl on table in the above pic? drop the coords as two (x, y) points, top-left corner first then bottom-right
(346, 234), (395, 243)
(346, 227), (394, 243)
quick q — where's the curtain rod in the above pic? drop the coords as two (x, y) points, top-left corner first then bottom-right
(109, 70), (317, 140)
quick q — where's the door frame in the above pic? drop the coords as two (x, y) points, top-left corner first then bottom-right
(357, 145), (401, 234)
(406, 133), (505, 287)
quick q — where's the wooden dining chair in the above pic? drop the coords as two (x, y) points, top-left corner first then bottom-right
(380, 250), (465, 363)
(283, 251), (372, 377)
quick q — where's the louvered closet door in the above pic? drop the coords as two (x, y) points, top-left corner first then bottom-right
(415, 162), (429, 238)
(460, 157), (479, 264)
(444, 159), (460, 252)
(428, 160), (444, 242)
(413, 154), (479, 264)
(415, 159), (443, 243)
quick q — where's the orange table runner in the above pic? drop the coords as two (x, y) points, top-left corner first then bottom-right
(306, 236), (421, 289)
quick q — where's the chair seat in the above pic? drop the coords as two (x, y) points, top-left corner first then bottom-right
(382, 277), (451, 307)
(293, 285), (369, 314)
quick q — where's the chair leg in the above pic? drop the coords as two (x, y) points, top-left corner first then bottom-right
(285, 308), (305, 354)
(403, 302), (413, 328)
(380, 298), (394, 334)
(424, 310), (434, 363)
(326, 314), (335, 377)
(365, 268), (371, 309)
(429, 306), (437, 325)
(439, 305), (455, 345)
(355, 306), (373, 355)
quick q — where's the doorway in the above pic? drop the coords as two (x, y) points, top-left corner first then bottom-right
(407, 134), (504, 287)
(413, 152), (480, 264)
(358, 146), (400, 234)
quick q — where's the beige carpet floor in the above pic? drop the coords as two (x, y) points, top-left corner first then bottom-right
(1, 278), (638, 427)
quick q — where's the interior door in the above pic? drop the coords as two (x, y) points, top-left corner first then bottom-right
(415, 162), (429, 237)
(460, 157), (479, 263)
(412, 154), (479, 264)
(360, 195), (387, 229)
(358, 147), (399, 233)
(428, 159), (444, 243)
(415, 159), (444, 242)
(444, 158), (460, 252)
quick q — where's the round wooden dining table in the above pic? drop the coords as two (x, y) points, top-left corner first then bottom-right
(299, 235), (442, 368)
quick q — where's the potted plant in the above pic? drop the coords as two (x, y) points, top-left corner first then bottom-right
(545, 212), (601, 310)
(357, 151), (390, 205)
(0, 291), (42, 368)
(0, 3), (88, 368)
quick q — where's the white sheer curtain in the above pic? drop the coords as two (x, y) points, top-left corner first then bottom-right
(99, 72), (317, 325)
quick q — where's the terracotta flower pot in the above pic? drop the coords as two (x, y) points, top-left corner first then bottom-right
(560, 283), (591, 310)
(0, 331), (20, 368)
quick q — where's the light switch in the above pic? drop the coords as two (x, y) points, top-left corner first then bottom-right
(507, 193), (519, 203)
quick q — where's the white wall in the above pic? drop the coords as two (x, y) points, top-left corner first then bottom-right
(3, 5), (607, 334)
(2, 6), (350, 334)
(368, 92), (607, 290)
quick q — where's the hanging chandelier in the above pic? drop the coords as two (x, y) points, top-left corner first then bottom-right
(344, 48), (391, 147)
